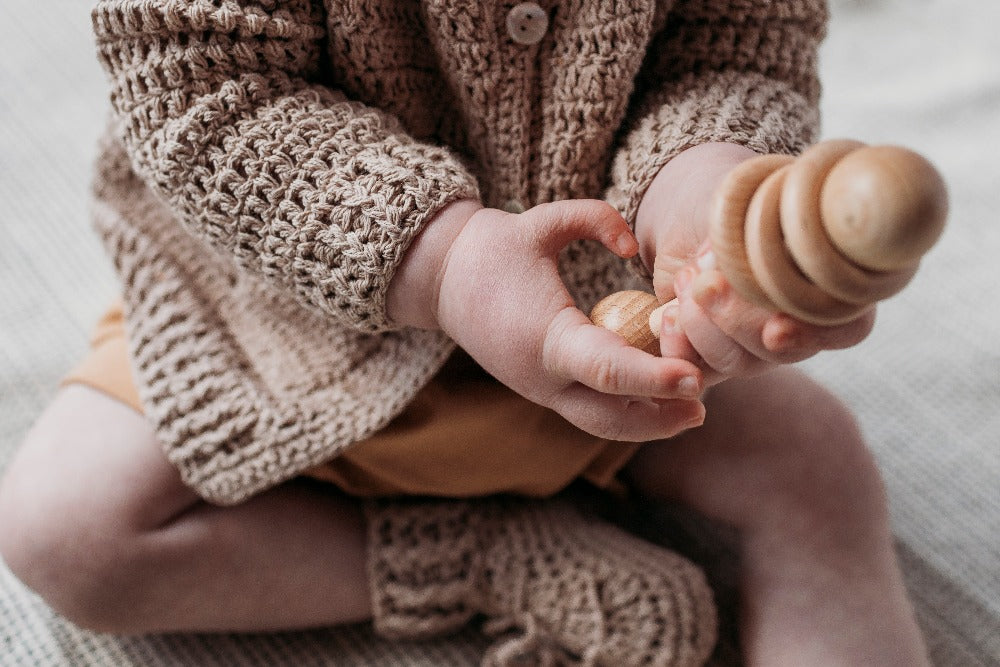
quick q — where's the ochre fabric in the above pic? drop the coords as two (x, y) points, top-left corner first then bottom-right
(64, 303), (641, 498)
(89, 0), (825, 504)
(63, 301), (144, 412)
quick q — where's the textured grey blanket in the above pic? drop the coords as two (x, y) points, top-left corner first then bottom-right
(2, 0), (997, 664)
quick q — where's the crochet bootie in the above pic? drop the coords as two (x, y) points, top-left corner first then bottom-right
(365, 496), (717, 666)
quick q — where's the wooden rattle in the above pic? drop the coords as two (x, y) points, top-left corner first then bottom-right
(591, 139), (948, 349)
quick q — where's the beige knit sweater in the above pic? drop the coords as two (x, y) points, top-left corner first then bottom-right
(90, 0), (825, 505)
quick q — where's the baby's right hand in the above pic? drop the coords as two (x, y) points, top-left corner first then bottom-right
(435, 200), (706, 441)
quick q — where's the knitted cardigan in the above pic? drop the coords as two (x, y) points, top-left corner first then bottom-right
(90, 0), (825, 505)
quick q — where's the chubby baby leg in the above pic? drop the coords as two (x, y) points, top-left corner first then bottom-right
(0, 384), (371, 633)
(622, 367), (928, 666)
(1, 385), (720, 666)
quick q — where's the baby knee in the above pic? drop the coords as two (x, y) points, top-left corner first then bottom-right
(768, 391), (888, 527)
(0, 443), (133, 631)
(0, 452), (55, 584)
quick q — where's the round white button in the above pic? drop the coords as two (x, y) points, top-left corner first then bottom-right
(506, 3), (548, 46)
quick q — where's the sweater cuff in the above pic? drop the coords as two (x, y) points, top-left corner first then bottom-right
(313, 139), (481, 334)
(604, 71), (820, 280)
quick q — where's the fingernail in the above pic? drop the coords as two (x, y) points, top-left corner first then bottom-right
(764, 317), (802, 353)
(667, 301), (683, 333)
(615, 232), (637, 256)
(674, 267), (695, 294)
(696, 248), (717, 271)
(768, 327), (801, 353)
(649, 299), (678, 334)
(692, 273), (724, 309)
(678, 374), (701, 397)
(687, 416), (706, 430)
(648, 304), (664, 334)
(683, 404), (707, 430)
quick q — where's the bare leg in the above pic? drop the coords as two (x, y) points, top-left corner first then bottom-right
(0, 385), (371, 633)
(0, 385), (719, 666)
(622, 367), (928, 666)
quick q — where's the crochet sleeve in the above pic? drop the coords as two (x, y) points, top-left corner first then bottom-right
(605, 0), (827, 238)
(91, 0), (480, 332)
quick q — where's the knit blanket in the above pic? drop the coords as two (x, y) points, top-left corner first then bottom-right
(1, 0), (997, 664)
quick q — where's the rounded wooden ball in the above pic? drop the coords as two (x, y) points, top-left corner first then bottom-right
(590, 290), (660, 355)
(821, 145), (948, 272)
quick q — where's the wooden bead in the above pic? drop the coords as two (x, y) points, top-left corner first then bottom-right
(821, 145), (948, 272)
(777, 141), (917, 312)
(589, 290), (660, 354)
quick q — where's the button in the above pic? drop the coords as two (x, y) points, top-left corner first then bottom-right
(502, 199), (526, 214)
(506, 3), (548, 45)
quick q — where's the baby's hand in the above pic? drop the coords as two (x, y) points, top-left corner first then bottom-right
(436, 200), (706, 441)
(655, 242), (875, 387)
(635, 143), (876, 387)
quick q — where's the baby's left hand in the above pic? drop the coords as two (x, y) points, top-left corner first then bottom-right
(655, 242), (876, 387)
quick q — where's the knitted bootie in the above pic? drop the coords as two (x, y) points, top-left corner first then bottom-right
(365, 496), (717, 666)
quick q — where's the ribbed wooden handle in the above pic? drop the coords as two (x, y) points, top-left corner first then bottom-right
(591, 140), (948, 348)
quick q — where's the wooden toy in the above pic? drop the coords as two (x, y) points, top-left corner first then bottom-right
(589, 289), (662, 354)
(591, 140), (948, 349)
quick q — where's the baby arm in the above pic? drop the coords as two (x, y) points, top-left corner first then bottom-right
(635, 143), (875, 386)
(91, 0), (478, 334)
(386, 200), (707, 442)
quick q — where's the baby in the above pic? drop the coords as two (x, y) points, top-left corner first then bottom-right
(0, 0), (928, 664)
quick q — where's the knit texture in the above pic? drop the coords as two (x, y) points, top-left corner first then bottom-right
(366, 496), (717, 666)
(89, 0), (825, 504)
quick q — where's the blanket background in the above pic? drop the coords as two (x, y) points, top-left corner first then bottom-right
(2, 0), (998, 663)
